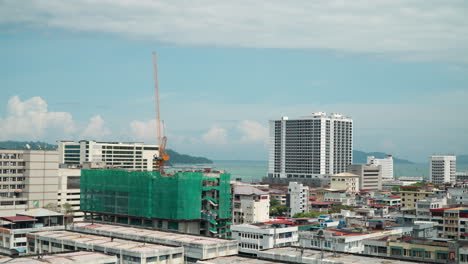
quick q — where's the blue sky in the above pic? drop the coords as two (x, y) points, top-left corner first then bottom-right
(1, 0), (467, 162)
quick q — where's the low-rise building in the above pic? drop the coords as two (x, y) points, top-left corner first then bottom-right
(232, 185), (269, 224)
(0, 208), (64, 254)
(416, 197), (447, 221)
(330, 173), (359, 193)
(0, 251), (118, 264)
(323, 192), (356, 206)
(399, 186), (435, 210)
(27, 230), (185, 264)
(299, 227), (412, 253)
(364, 236), (458, 263)
(231, 222), (299, 254)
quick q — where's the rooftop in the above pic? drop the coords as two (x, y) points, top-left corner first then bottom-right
(0, 216), (37, 223)
(332, 172), (359, 177)
(234, 185), (267, 196)
(71, 222), (235, 246)
(18, 208), (63, 218)
(258, 247), (415, 264)
(30, 230), (181, 254)
(0, 251), (117, 264)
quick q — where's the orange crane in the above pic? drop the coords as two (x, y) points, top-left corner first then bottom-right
(152, 52), (170, 174)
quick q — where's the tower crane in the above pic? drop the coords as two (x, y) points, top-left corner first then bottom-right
(152, 52), (170, 174)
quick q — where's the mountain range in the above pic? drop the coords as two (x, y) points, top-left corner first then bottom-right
(352, 150), (414, 164)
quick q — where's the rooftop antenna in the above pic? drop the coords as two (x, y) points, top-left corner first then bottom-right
(152, 52), (170, 174)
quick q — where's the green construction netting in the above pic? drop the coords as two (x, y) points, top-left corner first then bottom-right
(81, 170), (206, 220)
(217, 173), (232, 219)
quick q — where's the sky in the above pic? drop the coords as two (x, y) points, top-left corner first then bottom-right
(1, 0), (467, 162)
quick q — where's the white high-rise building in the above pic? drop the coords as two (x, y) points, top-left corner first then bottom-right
(287, 182), (310, 217)
(430, 155), (456, 185)
(58, 140), (159, 171)
(268, 112), (353, 179)
(367, 155), (394, 179)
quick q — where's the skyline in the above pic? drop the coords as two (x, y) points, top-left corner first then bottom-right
(1, 1), (468, 162)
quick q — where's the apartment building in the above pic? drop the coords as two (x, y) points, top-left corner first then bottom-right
(399, 186), (435, 210)
(286, 182), (309, 217)
(268, 112), (353, 180)
(330, 172), (359, 193)
(430, 155), (456, 185)
(0, 150), (58, 217)
(58, 140), (159, 171)
(367, 155), (394, 179)
(232, 184), (270, 224)
(349, 164), (382, 191)
(416, 197), (447, 221)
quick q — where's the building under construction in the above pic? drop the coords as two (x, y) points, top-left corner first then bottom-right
(80, 169), (232, 238)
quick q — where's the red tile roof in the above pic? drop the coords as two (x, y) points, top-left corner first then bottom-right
(0, 216), (37, 222)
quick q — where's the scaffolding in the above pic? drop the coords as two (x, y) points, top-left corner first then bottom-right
(80, 170), (231, 221)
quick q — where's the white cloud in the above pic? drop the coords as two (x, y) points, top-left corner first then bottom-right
(129, 119), (157, 143)
(0, 0), (467, 62)
(81, 115), (111, 140)
(202, 126), (228, 145)
(238, 120), (268, 144)
(0, 96), (76, 140)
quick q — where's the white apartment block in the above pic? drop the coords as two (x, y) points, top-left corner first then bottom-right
(349, 164), (382, 191)
(232, 185), (270, 224)
(330, 172), (359, 193)
(287, 182), (309, 217)
(430, 155), (456, 185)
(57, 168), (83, 221)
(268, 112), (353, 179)
(58, 140), (159, 171)
(231, 224), (298, 254)
(367, 155), (394, 179)
(0, 150), (58, 217)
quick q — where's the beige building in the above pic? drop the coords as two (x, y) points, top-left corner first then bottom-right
(233, 185), (270, 224)
(398, 186), (434, 210)
(330, 173), (359, 193)
(349, 164), (382, 191)
(57, 168), (82, 220)
(0, 150), (58, 217)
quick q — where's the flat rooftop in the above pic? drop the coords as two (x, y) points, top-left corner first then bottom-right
(258, 247), (415, 264)
(30, 230), (181, 255)
(72, 222), (235, 246)
(0, 251), (117, 264)
(197, 255), (286, 264)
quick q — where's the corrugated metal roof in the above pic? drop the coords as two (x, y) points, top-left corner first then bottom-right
(0, 216), (37, 222)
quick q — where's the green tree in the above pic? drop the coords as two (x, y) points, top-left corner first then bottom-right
(61, 203), (74, 215)
(270, 198), (280, 207)
(328, 205), (354, 214)
(270, 205), (287, 216)
(43, 203), (60, 212)
(292, 211), (322, 218)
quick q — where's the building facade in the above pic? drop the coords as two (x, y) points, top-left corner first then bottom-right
(367, 155), (394, 179)
(286, 182), (309, 217)
(430, 155), (456, 185)
(57, 168), (83, 221)
(0, 150), (58, 217)
(330, 172), (359, 193)
(232, 185), (270, 224)
(58, 140), (159, 171)
(231, 223), (298, 254)
(349, 164), (382, 191)
(268, 112), (353, 180)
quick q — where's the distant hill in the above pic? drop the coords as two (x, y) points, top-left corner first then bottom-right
(0, 140), (57, 150)
(353, 150), (414, 164)
(0, 141), (212, 164)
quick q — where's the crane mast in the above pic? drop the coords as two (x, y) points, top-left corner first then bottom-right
(152, 52), (170, 174)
